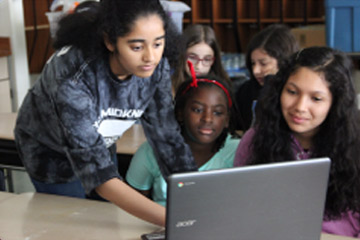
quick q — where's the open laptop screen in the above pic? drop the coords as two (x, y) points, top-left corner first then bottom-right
(165, 158), (330, 240)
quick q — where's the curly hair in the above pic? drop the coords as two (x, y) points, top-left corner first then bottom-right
(172, 24), (231, 92)
(250, 46), (360, 219)
(174, 74), (238, 153)
(53, 0), (180, 66)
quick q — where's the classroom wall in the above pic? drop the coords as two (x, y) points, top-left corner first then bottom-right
(0, 0), (10, 37)
(0, 0), (31, 111)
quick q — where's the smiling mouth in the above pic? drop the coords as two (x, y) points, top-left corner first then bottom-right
(199, 128), (213, 135)
(291, 114), (307, 124)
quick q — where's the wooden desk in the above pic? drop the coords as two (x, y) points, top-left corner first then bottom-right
(0, 192), (159, 240)
(116, 123), (146, 155)
(322, 234), (358, 240)
(0, 192), (355, 240)
(0, 191), (16, 203)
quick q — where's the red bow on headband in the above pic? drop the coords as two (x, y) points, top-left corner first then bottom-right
(182, 61), (232, 108)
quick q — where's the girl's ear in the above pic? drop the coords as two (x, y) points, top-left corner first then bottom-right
(103, 33), (115, 52)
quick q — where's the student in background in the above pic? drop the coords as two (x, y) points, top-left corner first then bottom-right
(234, 47), (360, 237)
(14, 0), (198, 227)
(126, 62), (240, 206)
(235, 24), (299, 131)
(171, 24), (231, 93)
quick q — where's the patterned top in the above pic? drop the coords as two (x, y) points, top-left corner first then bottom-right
(14, 46), (197, 194)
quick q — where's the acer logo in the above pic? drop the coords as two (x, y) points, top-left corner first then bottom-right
(176, 220), (197, 228)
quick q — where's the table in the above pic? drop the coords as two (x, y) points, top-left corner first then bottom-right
(0, 191), (16, 203)
(116, 123), (146, 155)
(322, 234), (358, 240)
(0, 112), (147, 190)
(0, 192), (159, 240)
(0, 192), (356, 240)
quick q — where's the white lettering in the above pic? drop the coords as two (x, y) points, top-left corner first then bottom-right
(93, 108), (144, 129)
(176, 220), (197, 228)
(99, 108), (144, 119)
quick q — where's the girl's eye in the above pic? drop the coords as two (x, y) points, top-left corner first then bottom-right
(187, 54), (198, 61)
(203, 56), (214, 65)
(154, 42), (163, 48)
(286, 88), (296, 95)
(131, 45), (143, 51)
(191, 107), (202, 113)
(214, 111), (224, 116)
(312, 96), (322, 102)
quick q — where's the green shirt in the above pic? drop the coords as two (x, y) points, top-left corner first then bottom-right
(126, 135), (240, 206)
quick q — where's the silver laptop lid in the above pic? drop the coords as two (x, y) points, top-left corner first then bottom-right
(166, 158), (330, 240)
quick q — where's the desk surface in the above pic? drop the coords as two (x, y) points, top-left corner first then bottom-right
(116, 123), (146, 155)
(0, 191), (16, 203)
(0, 192), (356, 240)
(0, 192), (159, 240)
(0, 112), (146, 155)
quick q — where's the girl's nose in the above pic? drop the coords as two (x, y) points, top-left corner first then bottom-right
(201, 109), (213, 123)
(294, 96), (307, 112)
(252, 64), (261, 75)
(143, 47), (155, 62)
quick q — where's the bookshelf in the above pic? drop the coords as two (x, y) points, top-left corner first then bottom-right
(22, 0), (325, 73)
(177, 0), (325, 53)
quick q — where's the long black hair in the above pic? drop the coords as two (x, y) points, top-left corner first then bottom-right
(53, 0), (180, 66)
(251, 46), (360, 219)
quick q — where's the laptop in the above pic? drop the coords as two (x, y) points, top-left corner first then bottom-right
(142, 157), (330, 240)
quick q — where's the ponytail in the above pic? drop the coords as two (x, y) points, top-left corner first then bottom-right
(52, 1), (104, 58)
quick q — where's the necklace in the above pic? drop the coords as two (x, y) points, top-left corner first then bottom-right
(296, 150), (312, 160)
(292, 136), (313, 160)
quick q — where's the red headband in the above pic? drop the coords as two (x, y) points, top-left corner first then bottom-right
(182, 61), (232, 108)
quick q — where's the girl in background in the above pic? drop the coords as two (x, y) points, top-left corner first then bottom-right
(126, 62), (240, 206)
(14, 0), (198, 226)
(235, 24), (299, 131)
(171, 24), (231, 93)
(234, 47), (360, 237)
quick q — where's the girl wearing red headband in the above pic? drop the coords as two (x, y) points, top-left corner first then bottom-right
(126, 62), (240, 206)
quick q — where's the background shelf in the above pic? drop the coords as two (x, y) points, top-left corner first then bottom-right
(22, 0), (325, 73)
(179, 0), (325, 53)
